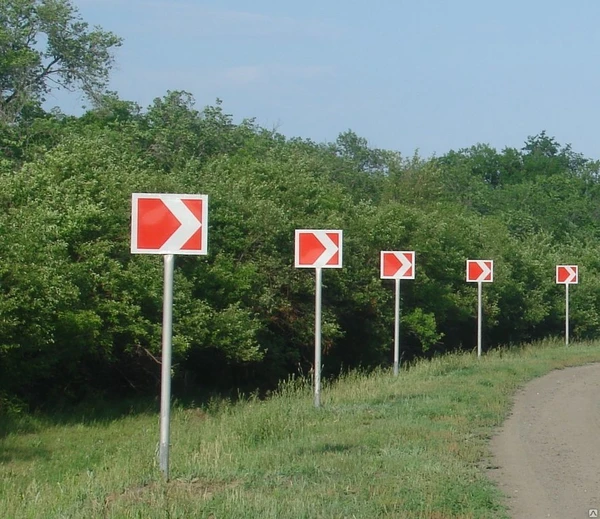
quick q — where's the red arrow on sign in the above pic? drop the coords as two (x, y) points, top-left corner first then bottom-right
(556, 265), (578, 284)
(380, 251), (415, 279)
(131, 193), (208, 255)
(467, 260), (493, 283)
(295, 230), (342, 268)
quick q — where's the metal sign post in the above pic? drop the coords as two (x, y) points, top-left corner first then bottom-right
(314, 267), (323, 408)
(393, 278), (401, 376)
(159, 254), (174, 478)
(565, 282), (570, 346)
(477, 281), (483, 358)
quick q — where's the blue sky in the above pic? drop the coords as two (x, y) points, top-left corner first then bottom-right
(58, 0), (600, 159)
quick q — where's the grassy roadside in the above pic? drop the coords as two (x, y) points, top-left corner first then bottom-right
(2, 339), (600, 518)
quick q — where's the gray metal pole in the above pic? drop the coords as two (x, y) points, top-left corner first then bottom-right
(393, 278), (400, 376)
(565, 283), (570, 346)
(477, 281), (483, 358)
(159, 254), (174, 480)
(314, 267), (322, 408)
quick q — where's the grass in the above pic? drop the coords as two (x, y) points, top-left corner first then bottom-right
(2, 338), (600, 518)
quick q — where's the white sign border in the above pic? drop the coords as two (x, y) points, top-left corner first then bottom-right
(466, 259), (494, 283)
(294, 229), (343, 269)
(556, 265), (578, 285)
(131, 193), (208, 255)
(380, 251), (416, 280)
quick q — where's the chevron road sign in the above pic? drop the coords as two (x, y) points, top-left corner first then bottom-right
(130, 193), (209, 481)
(556, 265), (578, 347)
(295, 230), (342, 268)
(380, 251), (416, 377)
(556, 265), (578, 284)
(380, 251), (415, 280)
(466, 259), (494, 358)
(295, 229), (343, 408)
(466, 259), (493, 283)
(131, 193), (208, 255)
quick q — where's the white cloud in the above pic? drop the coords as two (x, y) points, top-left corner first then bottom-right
(107, 63), (336, 102)
(77, 1), (344, 40)
(195, 8), (341, 39)
(222, 65), (335, 86)
(223, 66), (263, 85)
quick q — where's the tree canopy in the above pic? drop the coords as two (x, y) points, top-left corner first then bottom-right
(0, 0), (121, 123)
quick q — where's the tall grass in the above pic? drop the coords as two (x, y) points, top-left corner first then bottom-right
(2, 338), (600, 518)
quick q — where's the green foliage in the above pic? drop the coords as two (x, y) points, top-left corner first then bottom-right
(402, 308), (443, 352)
(1, 79), (600, 406)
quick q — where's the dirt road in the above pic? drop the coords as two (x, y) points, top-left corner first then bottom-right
(489, 364), (600, 519)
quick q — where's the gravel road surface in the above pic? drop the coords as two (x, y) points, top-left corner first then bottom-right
(489, 364), (600, 519)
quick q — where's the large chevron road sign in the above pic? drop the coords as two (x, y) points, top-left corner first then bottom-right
(131, 193), (208, 255)
(380, 251), (415, 280)
(466, 259), (493, 283)
(130, 192), (208, 481)
(295, 230), (342, 268)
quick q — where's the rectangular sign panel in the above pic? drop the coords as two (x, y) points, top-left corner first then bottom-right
(466, 259), (493, 283)
(295, 230), (343, 268)
(131, 193), (208, 255)
(556, 265), (578, 284)
(380, 251), (416, 279)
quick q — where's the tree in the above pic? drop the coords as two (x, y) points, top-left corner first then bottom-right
(0, 0), (121, 123)
(521, 131), (587, 179)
